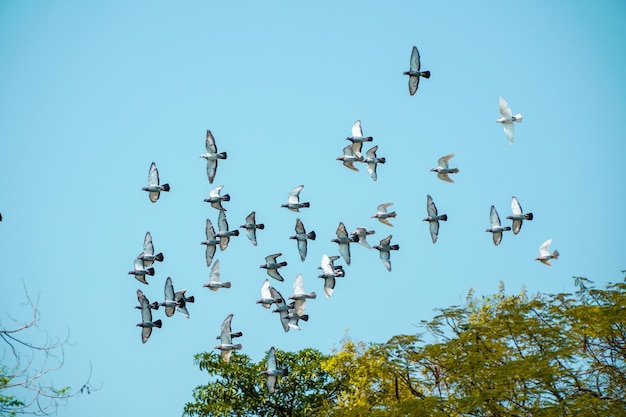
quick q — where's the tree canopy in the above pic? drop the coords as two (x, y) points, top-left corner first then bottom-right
(185, 276), (626, 416)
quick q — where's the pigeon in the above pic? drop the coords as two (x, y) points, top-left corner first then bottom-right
(216, 209), (239, 251)
(128, 257), (155, 285)
(261, 347), (288, 394)
(373, 235), (399, 272)
(259, 253), (287, 282)
(239, 211), (264, 246)
(403, 46), (431, 95)
(281, 185), (310, 212)
(288, 273), (316, 317)
(214, 314), (242, 363)
(202, 259), (231, 291)
(331, 222), (358, 265)
(279, 308), (308, 331)
(422, 195), (448, 244)
(317, 254), (342, 297)
(256, 279), (284, 308)
(134, 291), (159, 311)
(430, 153), (459, 183)
(142, 162), (170, 203)
(174, 287), (194, 319)
(336, 144), (363, 172)
(160, 277), (194, 318)
(203, 185), (230, 211)
(199, 130), (227, 184)
(350, 227), (375, 249)
(201, 218), (219, 267)
(136, 231), (164, 267)
(506, 196), (534, 235)
(136, 289), (162, 343)
(535, 239), (559, 266)
(317, 255), (345, 278)
(345, 120), (373, 159)
(362, 146), (386, 181)
(270, 288), (298, 332)
(496, 96), (522, 145)
(289, 218), (316, 261)
(371, 203), (397, 227)
(485, 205), (511, 246)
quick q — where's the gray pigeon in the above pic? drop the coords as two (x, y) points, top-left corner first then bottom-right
(422, 195), (448, 244)
(371, 203), (397, 227)
(142, 162), (170, 203)
(136, 289), (162, 343)
(485, 205), (511, 246)
(281, 185), (310, 212)
(174, 287), (194, 319)
(261, 347), (288, 394)
(279, 308), (308, 331)
(430, 153), (459, 183)
(362, 145), (386, 181)
(506, 196), (533, 234)
(336, 144), (363, 172)
(331, 222), (358, 265)
(199, 130), (227, 184)
(259, 253), (287, 282)
(256, 279), (283, 308)
(160, 277), (194, 318)
(239, 211), (264, 246)
(214, 314), (242, 363)
(137, 231), (164, 267)
(350, 227), (375, 249)
(345, 120), (373, 159)
(216, 209), (239, 251)
(535, 239), (559, 266)
(203, 259), (231, 291)
(201, 218), (219, 267)
(288, 273), (316, 317)
(403, 46), (430, 95)
(496, 96), (522, 145)
(289, 218), (316, 261)
(128, 257), (155, 285)
(373, 235), (399, 272)
(204, 185), (230, 211)
(317, 254), (341, 298)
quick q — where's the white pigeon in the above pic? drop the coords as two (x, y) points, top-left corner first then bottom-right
(535, 239), (559, 266)
(317, 254), (340, 298)
(371, 203), (397, 227)
(239, 211), (264, 246)
(214, 313), (242, 363)
(256, 279), (282, 308)
(288, 273), (316, 317)
(506, 196), (534, 234)
(281, 185), (310, 212)
(261, 347), (288, 394)
(199, 130), (227, 184)
(496, 96), (522, 145)
(336, 144), (363, 172)
(345, 120), (373, 158)
(128, 257), (155, 285)
(136, 289), (162, 343)
(142, 162), (170, 203)
(202, 259), (231, 291)
(204, 185), (230, 211)
(430, 153), (459, 183)
(485, 205), (511, 246)
(201, 218), (219, 267)
(422, 194), (448, 244)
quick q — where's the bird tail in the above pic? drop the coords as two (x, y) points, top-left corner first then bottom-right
(364, 137), (374, 142)
(307, 231), (316, 240)
(307, 292), (317, 299)
(551, 250), (559, 259)
(257, 223), (265, 229)
(150, 301), (160, 310)
(391, 244), (400, 250)
(231, 331), (243, 338)
(221, 194), (231, 202)
(503, 227), (512, 231)
(153, 319), (163, 328)
(450, 168), (459, 174)
(377, 157), (386, 164)
(440, 214), (448, 221)
(524, 213), (534, 221)
(155, 252), (164, 262)
(222, 281), (232, 288)
(279, 261), (288, 267)
(513, 113), (522, 122)
(186, 296), (195, 303)
(388, 211), (397, 218)
(233, 343), (242, 350)
(300, 314), (309, 322)
(161, 184), (170, 192)
(301, 202), (310, 208)
(231, 230), (240, 236)
(281, 369), (289, 376)
(147, 267), (155, 276)
(219, 152), (227, 159)
(421, 71), (431, 79)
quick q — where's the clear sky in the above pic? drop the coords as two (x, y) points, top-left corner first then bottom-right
(1, 1), (625, 416)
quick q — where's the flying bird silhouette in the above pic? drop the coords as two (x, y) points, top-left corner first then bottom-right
(261, 347), (288, 394)
(336, 144), (363, 172)
(331, 222), (358, 265)
(362, 145), (386, 181)
(373, 235), (399, 271)
(496, 96), (522, 144)
(289, 218), (316, 261)
(199, 130), (227, 184)
(142, 162), (170, 203)
(281, 185), (310, 212)
(351, 226), (375, 249)
(136, 289), (162, 343)
(216, 209), (239, 251)
(486, 205), (511, 246)
(372, 203), (397, 227)
(506, 196), (534, 234)
(535, 239), (559, 266)
(403, 46), (430, 95)
(136, 231), (164, 267)
(128, 257), (155, 285)
(345, 120), (373, 158)
(214, 314), (242, 363)
(422, 195), (448, 244)
(430, 153), (459, 183)
(239, 211), (264, 246)
(201, 218), (219, 267)
(203, 259), (231, 291)
(203, 185), (230, 211)
(260, 253), (287, 282)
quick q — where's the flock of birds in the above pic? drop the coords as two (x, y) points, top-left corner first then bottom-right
(128, 45), (559, 394)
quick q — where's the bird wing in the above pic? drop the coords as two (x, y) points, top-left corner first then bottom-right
(323, 276), (335, 298)
(205, 244), (216, 267)
(378, 217), (393, 227)
(141, 326), (152, 344)
(288, 185), (304, 204)
(209, 185), (223, 198)
(320, 254), (333, 275)
(271, 287), (285, 307)
(499, 96), (512, 119)
(143, 231), (154, 255)
(294, 299), (306, 317)
(350, 141), (363, 160)
(538, 239), (552, 257)
(267, 268), (284, 282)
(429, 220), (439, 244)
(338, 242), (351, 266)
(206, 159), (217, 184)
(137, 289), (152, 322)
(438, 153), (454, 169)
(164, 277), (175, 316)
(490, 205), (502, 227)
(354, 227), (372, 249)
(147, 162), (159, 186)
(297, 239), (307, 261)
(503, 123), (515, 144)
(266, 375), (277, 394)
(426, 195), (438, 217)
(174, 291), (190, 318)
(293, 274), (305, 295)
(220, 314), (234, 344)
(134, 256), (145, 272)
(219, 236), (230, 251)
(295, 218), (305, 235)
(265, 253), (280, 263)
(492, 231), (502, 246)
(246, 228), (257, 246)
(512, 219), (522, 235)
(437, 173), (453, 183)
(365, 145), (378, 159)
(206, 219), (216, 239)
(218, 209), (229, 232)
(210, 259), (221, 283)
(336, 222), (348, 239)
(205, 130), (217, 153)
(511, 197), (522, 216)
(245, 211), (256, 225)
(409, 46), (420, 71)
(377, 202), (393, 213)
(351, 120), (363, 137)
(408, 75), (419, 96)
(260, 279), (272, 299)
(379, 249), (391, 271)
(149, 190), (160, 203)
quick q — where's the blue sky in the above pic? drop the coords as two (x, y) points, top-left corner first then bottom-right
(1, 1), (625, 416)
